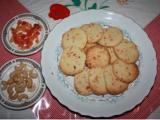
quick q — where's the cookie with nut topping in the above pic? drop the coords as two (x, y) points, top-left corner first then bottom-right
(86, 45), (110, 68)
(59, 47), (86, 75)
(89, 67), (108, 95)
(112, 60), (139, 83)
(62, 28), (87, 49)
(114, 39), (139, 63)
(98, 27), (123, 47)
(81, 23), (103, 43)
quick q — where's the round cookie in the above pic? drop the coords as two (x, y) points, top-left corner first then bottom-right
(59, 47), (86, 75)
(80, 23), (103, 43)
(74, 69), (92, 96)
(107, 47), (118, 64)
(98, 27), (123, 47)
(88, 68), (108, 95)
(114, 39), (139, 63)
(104, 65), (128, 95)
(86, 46), (110, 68)
(62, 28), (87, 49)
(112, 60), (139, 83)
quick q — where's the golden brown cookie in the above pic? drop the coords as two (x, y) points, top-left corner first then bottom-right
(98, 27), (123, 47)
(62, 28), (87, 49)
(114, 39), (139, 63)
(74, 69), (92, 96)
(104, 65), (128, 95)
(81, 23), (103, 43)
(86, 46), (110, 68)
(59, 47), (86, 75)
(112, 60), (139, 83)
(88, 68), (108, 95)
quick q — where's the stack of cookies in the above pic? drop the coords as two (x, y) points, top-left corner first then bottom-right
(59, 23), (139, 96)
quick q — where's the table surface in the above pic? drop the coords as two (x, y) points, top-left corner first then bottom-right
(0, 0), (160, 119)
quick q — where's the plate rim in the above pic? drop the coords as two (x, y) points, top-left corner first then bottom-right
(1, 12), (50, 56)
(41, 9), (157, 117)
(0, 57), (46, 110)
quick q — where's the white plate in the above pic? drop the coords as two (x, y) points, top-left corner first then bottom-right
(2, 13), (49, 56)
(41, 10), (157, 117)
(0, 58), (46, 110)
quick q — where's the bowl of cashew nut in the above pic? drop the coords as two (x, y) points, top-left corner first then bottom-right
(0, 58), (46, 110)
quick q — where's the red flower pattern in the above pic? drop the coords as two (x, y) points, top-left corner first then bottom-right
(48, 4), (70, 20)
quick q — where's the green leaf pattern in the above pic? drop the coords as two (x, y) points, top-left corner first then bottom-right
(100, 6), (109, 9)
(65, 0), (109, 10)
(72, 0), (81, 6)
(88, 3), (97, 9)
